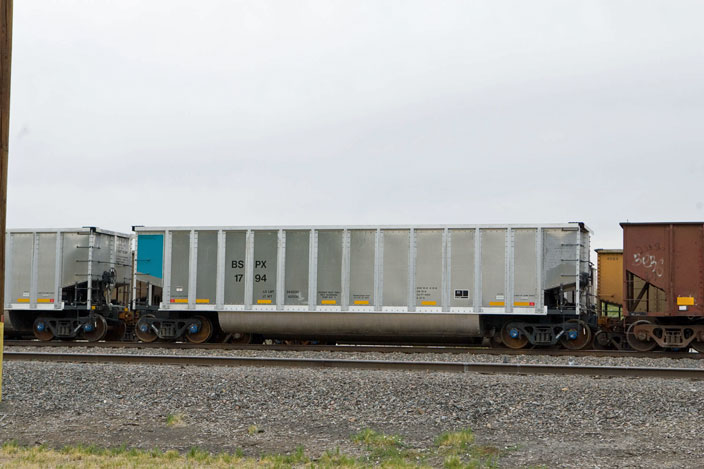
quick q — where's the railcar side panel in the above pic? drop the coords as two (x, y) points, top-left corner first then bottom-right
(623, 223), (704, 317)
(133, 223), (591, 342)
(4, 228), (132, 339)
(316, 230), (343, 309)
(595, 249), (623, 311)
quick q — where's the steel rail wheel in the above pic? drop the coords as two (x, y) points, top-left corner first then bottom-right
(691, 341), (704, 353)
(135, 315), (158, 343)
(33, 318), (54, 341)
(626, 320), (657, 352)
(105, 321), (126, 342)
(283, 339), (314, 345)
(83, 315), (108, 342)
(185, 315), (213, 344)
(500, 324), (529, 349)
(230, 332), (252, 344)
(593, 330), (611, 350)
(490, 334), (504, 347)
(560, 319), (592, 350)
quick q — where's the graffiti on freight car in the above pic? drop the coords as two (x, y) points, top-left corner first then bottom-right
(633, 252), (664, 278)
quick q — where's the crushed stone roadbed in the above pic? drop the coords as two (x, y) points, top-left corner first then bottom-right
(0, 359), (701, 468)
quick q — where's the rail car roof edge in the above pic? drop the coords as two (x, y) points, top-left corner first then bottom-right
(6, 227), (131, 237)
(620, 221), (704, 226)
(133, 222), (591, 232)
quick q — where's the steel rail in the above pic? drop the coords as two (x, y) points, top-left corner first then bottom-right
(4, 339), (703, 360)
(4, 351), (704, 380)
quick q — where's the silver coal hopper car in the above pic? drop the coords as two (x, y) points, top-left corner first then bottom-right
(132, 223), (593, 348)
(4, 227), (132, 341)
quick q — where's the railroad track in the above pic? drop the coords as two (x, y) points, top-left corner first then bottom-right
(4, 339), (703, 360)
(5, 351), (703, 380)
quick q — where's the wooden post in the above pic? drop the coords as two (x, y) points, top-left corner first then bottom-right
(0, 0), (12, 321)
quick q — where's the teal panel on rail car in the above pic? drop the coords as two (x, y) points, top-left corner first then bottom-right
(137, 234), (164, 278)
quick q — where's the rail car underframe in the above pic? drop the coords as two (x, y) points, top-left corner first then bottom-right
(629, 321), (704, 349)
(6, 306), (125, 339)
(125, 308), (588, 346)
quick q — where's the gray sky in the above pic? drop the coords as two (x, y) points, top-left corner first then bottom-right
(8, 1), (704, 249)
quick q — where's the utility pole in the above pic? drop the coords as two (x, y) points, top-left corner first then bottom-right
(0, 0), (12, 319)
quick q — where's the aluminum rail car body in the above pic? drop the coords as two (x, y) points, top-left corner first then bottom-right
(132, 223), (593, 347)
(4, 227), (132, 341)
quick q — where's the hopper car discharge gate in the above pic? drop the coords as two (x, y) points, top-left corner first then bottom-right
(131, 223), (594, 349)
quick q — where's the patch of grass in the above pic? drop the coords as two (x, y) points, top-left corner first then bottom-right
(318, 447), (361, 468)
(351, 428), (421, 467)
(436, 429), (475, 451)
(436, 428), (500, 469)
(164, 449), (180, 460)
(261, 446), (310, 467)
(186, 446), (210, 462)
(147, 447), (162, 458)
(248, 424), (261, 435)
(165, 413), (185, 427)
(443, 454), (463, 469)
(0, 426), (516, 468)
(0, 443), (249, 469)
(1, 441), (19, 455)
(352, 428), (404, 449)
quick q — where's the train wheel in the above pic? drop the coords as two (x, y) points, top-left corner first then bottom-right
(610, 332), (628, 350)
(690, 341), (704, 353)
(490, 334), (504, 347)
(33, 318), (54, 341)
(230, 332), (252, 344)
(560, 319), (592, 350)
(83, 315), (108, 342)
(500, 324), (529, 349)
(593, 330), (611, 350)
(185, 315), (213, 344)
(626, 320), (657, 352)
(135, 315), (158, 343)
(105, 321), (126, 341)
(283, 339), (313, 345)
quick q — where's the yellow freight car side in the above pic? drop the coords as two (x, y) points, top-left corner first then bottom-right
(596, 249), (623, 317)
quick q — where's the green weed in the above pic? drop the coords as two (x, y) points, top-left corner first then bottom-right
(165, 413), (185, 427)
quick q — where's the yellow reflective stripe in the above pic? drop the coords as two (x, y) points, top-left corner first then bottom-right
(489, 301), (505, 307)
(353, 300), (369, 305)
(421, 301), (437, 306)
(321, 300), (336, 305)
(257, 299), (272, 304)
(195, 299), (210, 304)
(677, 297), (695, 306)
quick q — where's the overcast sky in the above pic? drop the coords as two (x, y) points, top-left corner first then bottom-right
(8, 1), (704, 249)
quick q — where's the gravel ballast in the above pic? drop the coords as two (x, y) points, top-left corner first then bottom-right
(0, 353), (702, 468)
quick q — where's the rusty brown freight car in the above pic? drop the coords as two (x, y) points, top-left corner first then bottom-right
(621, 222), (704, 351)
